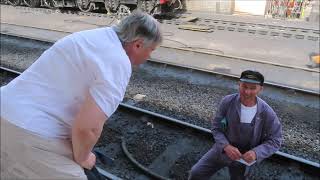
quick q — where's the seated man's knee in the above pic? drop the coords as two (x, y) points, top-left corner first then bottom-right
(189, 147), (222, 180)
(188, 164), (210, 180)
(188, 165), (199, 179)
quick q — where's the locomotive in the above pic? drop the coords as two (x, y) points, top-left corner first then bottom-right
(4, 0), (183, 17)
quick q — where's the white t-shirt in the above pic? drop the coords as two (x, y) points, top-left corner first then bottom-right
(240, 103), (257, 123)
(0, 27), (132, 139)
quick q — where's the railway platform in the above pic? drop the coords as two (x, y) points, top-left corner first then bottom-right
(1, 5), (319, 93)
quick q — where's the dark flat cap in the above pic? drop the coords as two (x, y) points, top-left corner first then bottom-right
(240, 70), (264, 86)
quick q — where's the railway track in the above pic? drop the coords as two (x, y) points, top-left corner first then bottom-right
(1, 67), (320, 179)
(1, 4), (320, 46)
(2, 31), (319, 137)
(1, 4), (319, 52)
(2, 26), (317, 174)
(2, 1), (320, 177)
(1, 4), (320, 35)
(2, 23), (317, 74)
(1, 32), (320, 160)
(1, 25), (319, 94)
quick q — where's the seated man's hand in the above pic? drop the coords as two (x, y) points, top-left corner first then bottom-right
(223, 144), (242, 161)
(242, 150), (256, 163)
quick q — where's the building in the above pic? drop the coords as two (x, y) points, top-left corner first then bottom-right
(184, 0), (319, 22)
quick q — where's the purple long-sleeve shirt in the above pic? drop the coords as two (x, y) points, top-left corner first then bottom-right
(212, 93), (282, 163)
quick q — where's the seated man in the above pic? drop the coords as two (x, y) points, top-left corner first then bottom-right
(189, 70), (282, 180)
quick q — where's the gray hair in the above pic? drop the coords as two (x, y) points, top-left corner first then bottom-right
(113, 11), (162, 47)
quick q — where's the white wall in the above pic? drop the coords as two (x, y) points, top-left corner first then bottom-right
(234, 0), (267, 15)
(185, 0), (233, 14)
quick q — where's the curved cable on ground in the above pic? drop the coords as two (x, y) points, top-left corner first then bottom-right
(121, 137), (171, 180)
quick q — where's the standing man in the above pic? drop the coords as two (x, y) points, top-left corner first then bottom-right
(1, 11), (162, 179)
(189, 70), (282, 180)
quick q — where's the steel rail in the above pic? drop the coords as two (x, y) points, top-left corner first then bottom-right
(1, 21), (319, 74)
(158, 45), (320, 73)
(1, 66), (319, 171)
(1, 22), (75, 34)
(119, 103), (320, 169)
(96, 167), (123, 180)
(149, 59), (320, 95)
(1, 31), (319, 95)
(195, 18), (320, 32)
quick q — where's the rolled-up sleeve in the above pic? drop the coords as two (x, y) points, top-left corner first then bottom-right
(252, 110), (282, 163)
(212, 97), (230, 150)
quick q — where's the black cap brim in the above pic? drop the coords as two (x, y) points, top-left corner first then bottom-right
(240, 78), (261, 84)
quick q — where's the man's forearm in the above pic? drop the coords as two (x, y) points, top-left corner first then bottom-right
(70, 92), (108, 166)
(72, 127), (102, 164)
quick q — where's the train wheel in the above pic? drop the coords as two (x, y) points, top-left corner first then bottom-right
(117, 4), (131, 19)
(23, 0), (40, 7)
(149, 4), (160, 15)
(138, 0), (157, 14)
(104, 2), (111, 14)
(7, 0), (20, 6)
(104, 0), (118, 14)
(43, 0), (58, 9)
(77, 0), (94, 12)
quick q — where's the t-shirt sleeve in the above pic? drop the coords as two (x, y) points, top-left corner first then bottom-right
(89, 79), (124, 117)
(88, 59), (131, 118)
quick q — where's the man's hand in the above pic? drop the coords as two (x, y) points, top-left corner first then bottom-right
(242, 150), (256, 163)
(223, 145), (242, 160)
(80, 152), (96, 170)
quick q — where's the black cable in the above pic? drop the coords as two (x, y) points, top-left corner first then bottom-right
(121, 137), (170, 180)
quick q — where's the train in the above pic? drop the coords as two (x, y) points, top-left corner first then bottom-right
(2, 0), (184, 17)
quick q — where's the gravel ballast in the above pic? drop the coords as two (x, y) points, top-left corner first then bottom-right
(1, 34), (319, 164)
(1, 70), (317, 179)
